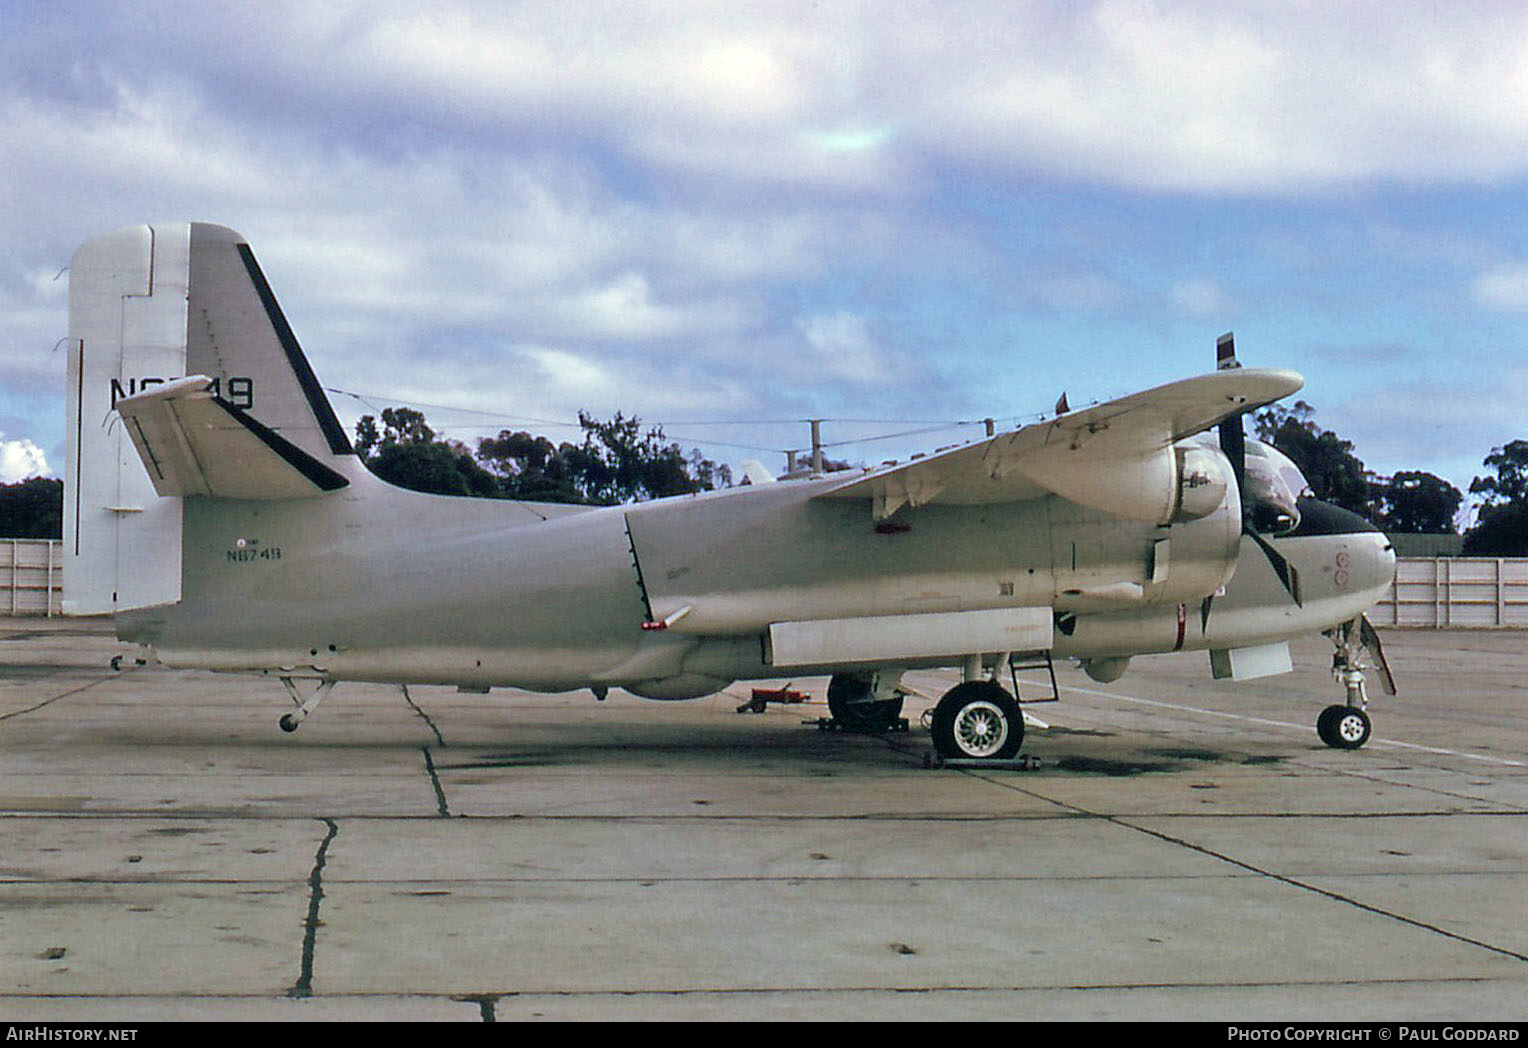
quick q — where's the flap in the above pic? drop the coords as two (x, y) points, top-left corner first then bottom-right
(116, 375), (349, 500)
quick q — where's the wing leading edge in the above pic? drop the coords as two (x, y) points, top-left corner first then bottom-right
(818, 368), (1303, 523)
(116, 375), (349, 500)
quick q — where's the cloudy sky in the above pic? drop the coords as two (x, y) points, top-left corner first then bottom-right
(3, 1), (1526, 511)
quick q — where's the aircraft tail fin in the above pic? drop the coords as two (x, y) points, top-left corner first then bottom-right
(65, 223), (357, 615)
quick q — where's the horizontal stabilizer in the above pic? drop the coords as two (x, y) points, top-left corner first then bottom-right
(116, 376), (350, 500)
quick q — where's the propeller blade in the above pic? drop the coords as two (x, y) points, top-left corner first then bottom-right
(1216, 331), (1240, 371)
(1202, 332), (1250, 632)
(1215, 332), (1248, 503)
(1200, 332), (1301, 622)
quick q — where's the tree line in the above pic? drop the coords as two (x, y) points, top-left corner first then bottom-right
(354, 406), (732, 505)
(2, 403), (1525, 555)
(1252, 402), (1525, 555)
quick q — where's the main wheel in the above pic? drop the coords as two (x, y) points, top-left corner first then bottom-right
(931, 681), (1023, 761)
(827, 673), (904, 733)
(1317, 704), (1371, 750)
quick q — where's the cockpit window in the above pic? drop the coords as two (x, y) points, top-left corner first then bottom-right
(1244, 440), (1305, 535)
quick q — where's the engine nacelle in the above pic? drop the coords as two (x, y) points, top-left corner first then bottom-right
(1170, 442), (1232, 523)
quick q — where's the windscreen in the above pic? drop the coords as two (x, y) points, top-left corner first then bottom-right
(1244, 439), (1307, 534)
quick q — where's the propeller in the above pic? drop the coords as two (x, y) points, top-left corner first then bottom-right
(1202, 333), (1302, 629)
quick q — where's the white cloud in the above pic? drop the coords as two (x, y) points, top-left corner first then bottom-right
(797, 311), (902, 385)
(0, 435), (49, 483)
(1169, 278), (1235, 318)
(1472, 264), (1528, 311)
(919, 2), (1528, 193)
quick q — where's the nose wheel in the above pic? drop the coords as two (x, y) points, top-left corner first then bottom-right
(1317, 704), (1371, 749)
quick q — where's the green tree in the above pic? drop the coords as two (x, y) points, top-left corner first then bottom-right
(356, 407), (499, 498)
(0, 477), (63, 539)
(475, 430), (588, 504)
(1253, 400), (1374, 517)
(1468, 440), (1528, 508)
(360, 408), (731, 506)
(1372, 471), (1462, 534)
(1463, 440), (1528, 555)
(560, 412), (730, 505)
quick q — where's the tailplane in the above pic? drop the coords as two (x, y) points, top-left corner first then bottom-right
(65, 223), (355, 614)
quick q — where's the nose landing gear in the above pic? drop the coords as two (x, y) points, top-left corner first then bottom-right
(1317, 615), (1395, 750)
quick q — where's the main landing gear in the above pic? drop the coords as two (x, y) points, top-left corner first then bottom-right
(924, 652), (1054, 764)
(825, 671), (907, 733)
(1316, 615), (1395, 750)
(930, 680), (1024, 761)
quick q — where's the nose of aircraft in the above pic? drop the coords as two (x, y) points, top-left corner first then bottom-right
(1355, 525), (1398, 597)
(1291, 497), (1397, 598)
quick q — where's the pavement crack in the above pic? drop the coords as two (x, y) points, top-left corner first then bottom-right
(964, 762), (1528, 966)
(423, 747), (452, 817)
(1115, 817), (1528, 966)
(401, 684), (446, 747)
(288, 817), (339, 999)
(0, 676), (112, 721)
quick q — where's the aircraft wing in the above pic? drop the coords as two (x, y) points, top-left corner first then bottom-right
(115, 375), (350, 499)
(818, 368), (1302, 523)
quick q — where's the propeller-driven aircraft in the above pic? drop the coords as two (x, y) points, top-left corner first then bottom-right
(64, 223), (1397, 762)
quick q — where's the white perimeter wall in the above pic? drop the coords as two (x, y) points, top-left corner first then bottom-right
(1369, 557), (1528, 628)
(1, 539), (61, 616)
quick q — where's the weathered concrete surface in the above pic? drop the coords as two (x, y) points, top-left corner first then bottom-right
(0, 617), (1523, 1021)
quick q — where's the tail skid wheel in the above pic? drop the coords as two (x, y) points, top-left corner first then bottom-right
(931, 681), (1023, 761)
(279, 678), (334, 733)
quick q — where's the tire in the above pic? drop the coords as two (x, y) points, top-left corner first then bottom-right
(827, 673), (904, 733)
(1328, 706), (1371, 750)
(1316, 704), (1345, 747)
(931, 681), (1023, 761)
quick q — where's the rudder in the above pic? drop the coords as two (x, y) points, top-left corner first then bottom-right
(66, 224), (188, 614)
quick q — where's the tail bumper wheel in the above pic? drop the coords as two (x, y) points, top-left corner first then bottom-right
(931, 681), (1024, 761)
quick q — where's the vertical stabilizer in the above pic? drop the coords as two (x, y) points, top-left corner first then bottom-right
(65, 224), (190, 614)
(183, 223), (353, 461)
(65, 222), (358, 616)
